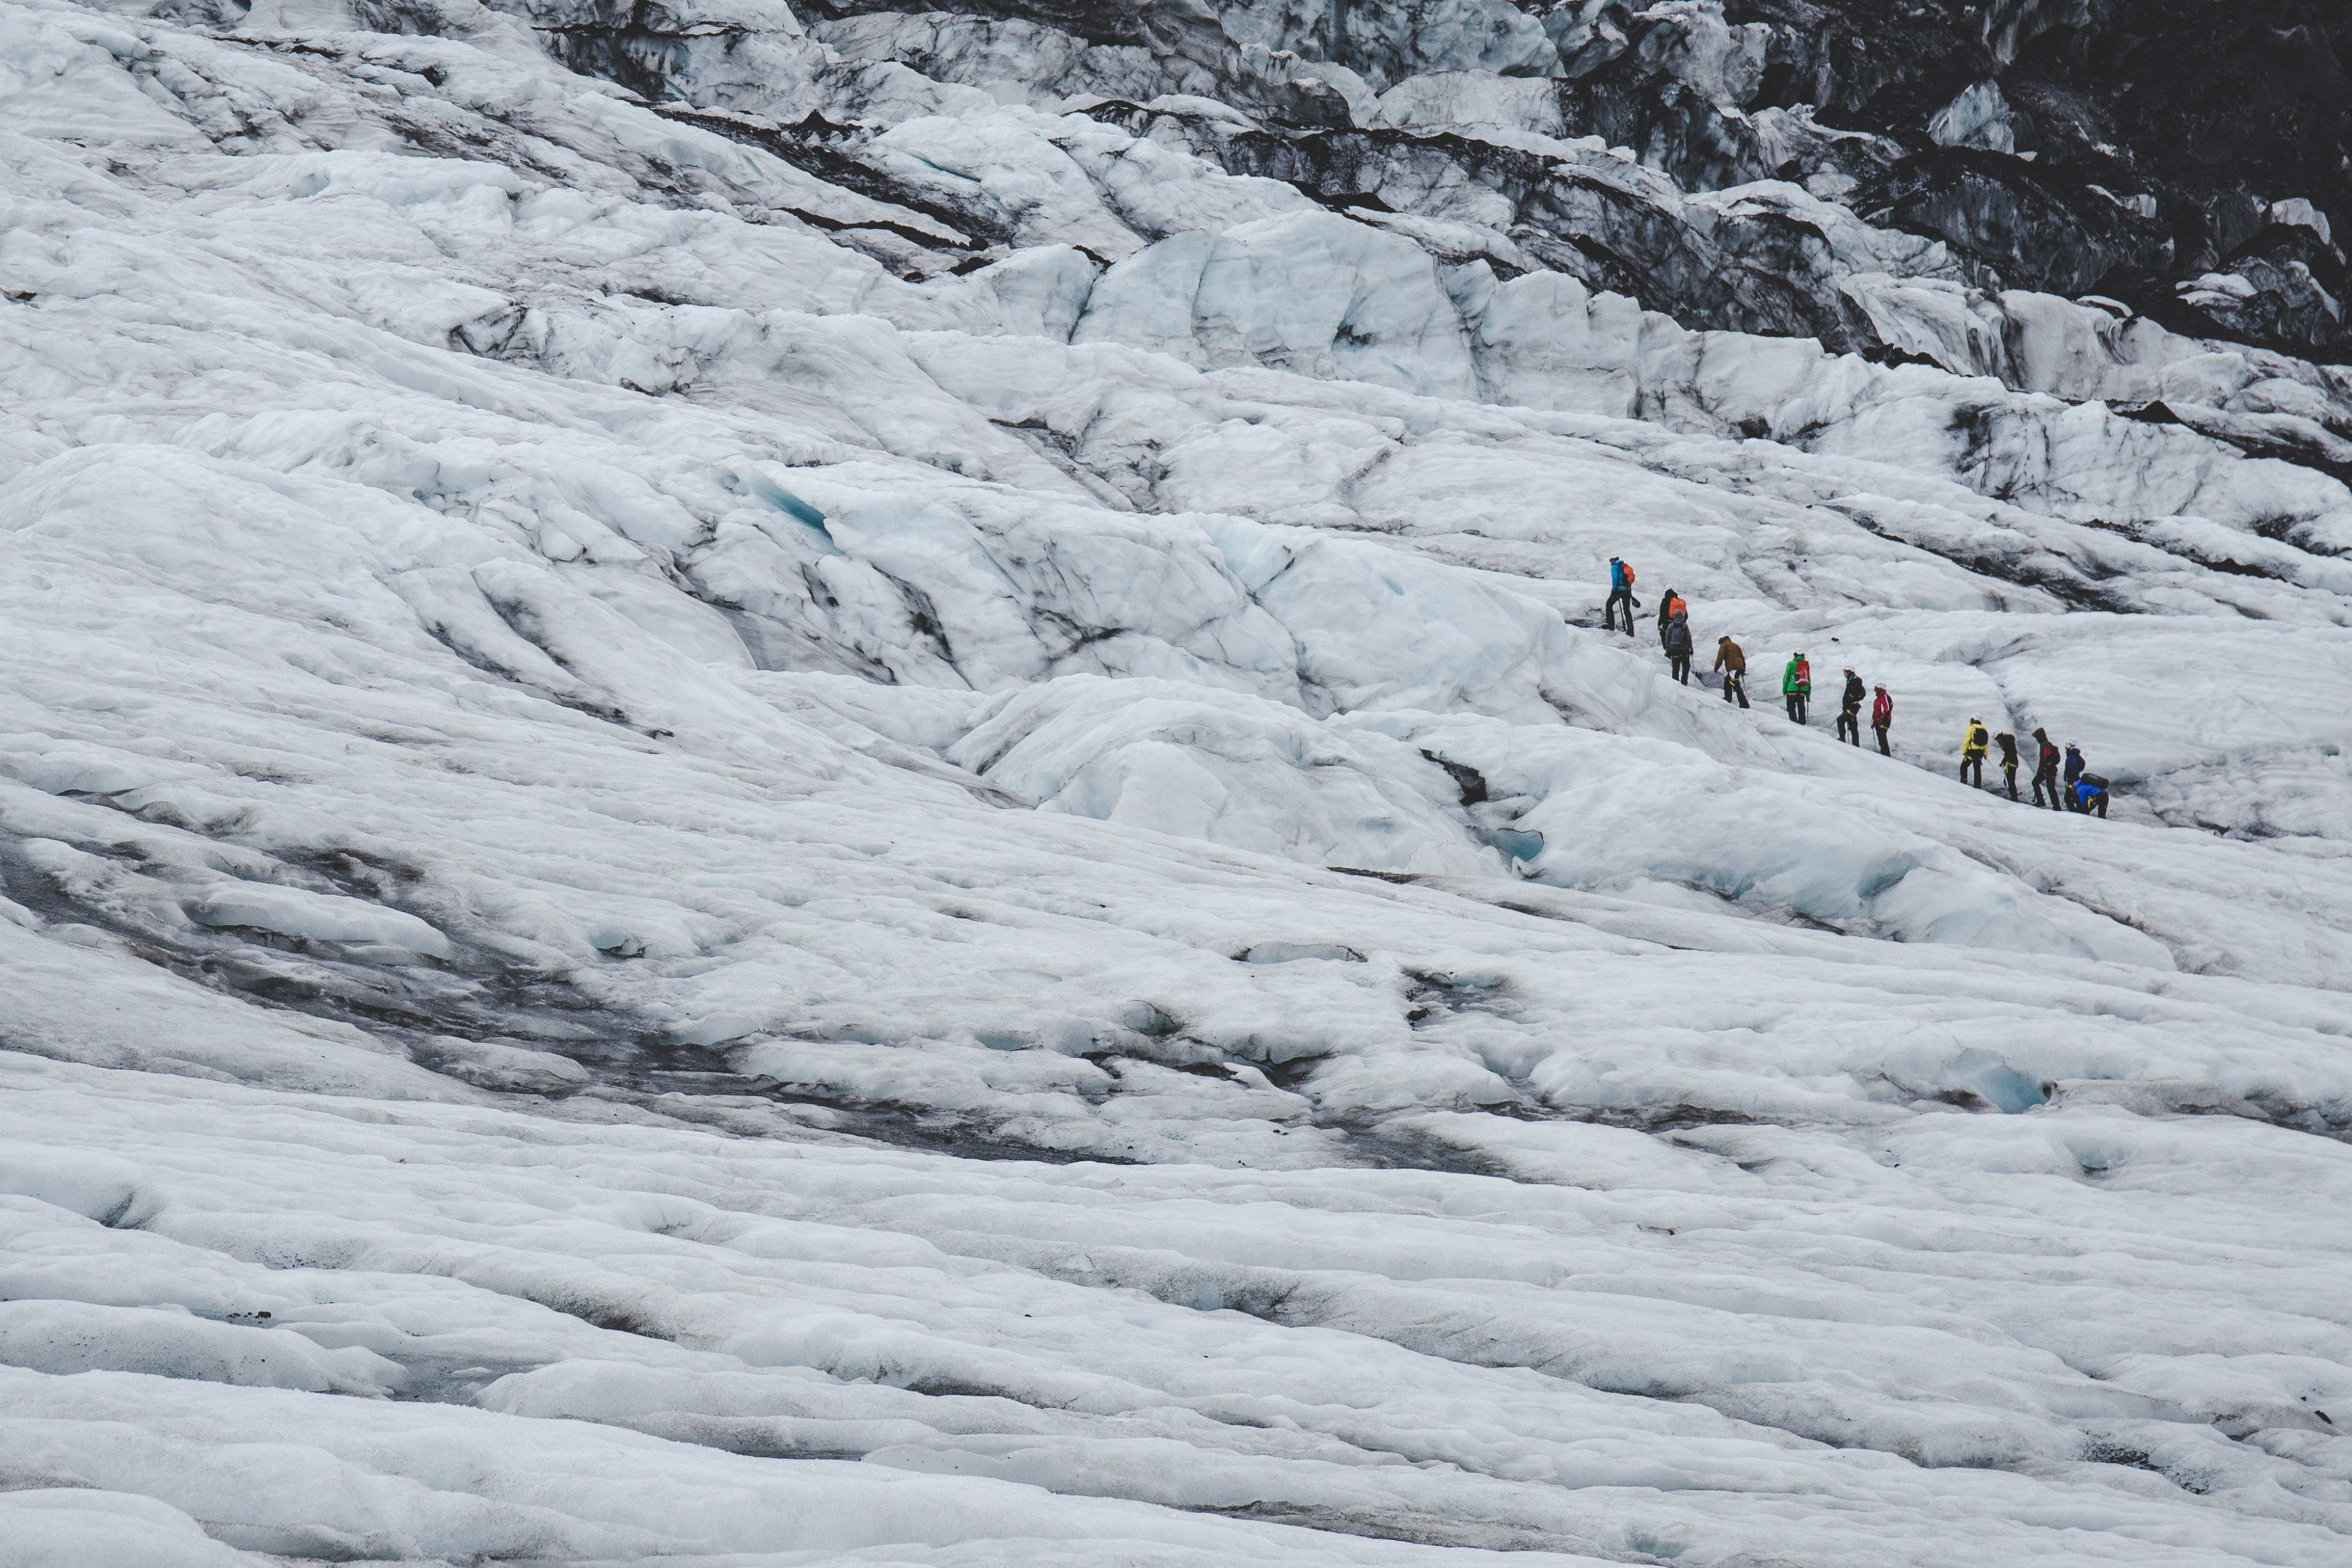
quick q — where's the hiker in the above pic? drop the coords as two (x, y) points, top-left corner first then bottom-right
(1714, 635), (1749, 707)
(1994, 731), (2020, 800)
(2063, 744), (2087, 810)
(1604, 557), (1638, 634)
(2074, 773), (2110, 818)
(1870, 685), (1893, 755)
(1834, 669), (1864, 745)
(1656, 589), (1685, 651)
(1961, 717), (1990, 786)
(2030, 728), (2063, 809)
(1665, 609), (1694, 684)
(1782, 652), (1811, 724)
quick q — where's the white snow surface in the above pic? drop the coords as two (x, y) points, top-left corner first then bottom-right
(4, 0), (2352, 1564)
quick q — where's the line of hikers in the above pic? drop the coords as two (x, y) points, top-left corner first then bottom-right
(1605, 557), (2113, 816)
(1956, 717), (2111, 814)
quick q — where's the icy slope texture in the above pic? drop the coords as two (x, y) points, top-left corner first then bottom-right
(6, 0), (2352, 1563)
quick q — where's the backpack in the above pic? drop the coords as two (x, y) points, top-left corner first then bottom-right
(1611, 560), (1629, 590)
(1794, 657), (1810, 688)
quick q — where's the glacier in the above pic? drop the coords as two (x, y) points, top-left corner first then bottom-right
(4, 0), (2352, 1563)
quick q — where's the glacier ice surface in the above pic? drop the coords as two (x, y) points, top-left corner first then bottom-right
(5, 0), (2352, 1563)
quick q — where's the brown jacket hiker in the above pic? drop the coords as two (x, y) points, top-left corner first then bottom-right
(1713, 636), (1750, 708)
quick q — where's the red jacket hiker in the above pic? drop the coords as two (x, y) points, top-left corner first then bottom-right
(1871, 688), (1892, 728)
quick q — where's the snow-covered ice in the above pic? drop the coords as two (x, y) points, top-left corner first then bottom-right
(4, 0), (2352, 1562)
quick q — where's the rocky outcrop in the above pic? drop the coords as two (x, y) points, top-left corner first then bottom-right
(1725, 0), (2352, 357)
(451, 0), (2351, 379)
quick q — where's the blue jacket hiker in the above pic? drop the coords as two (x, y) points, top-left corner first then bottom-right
(1604, 556), (1638, 634)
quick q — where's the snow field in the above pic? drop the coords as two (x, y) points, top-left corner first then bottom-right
(7, 1057), (2352, 1565)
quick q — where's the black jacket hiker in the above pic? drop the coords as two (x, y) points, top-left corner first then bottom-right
(1835, 672), (1864, 745)
(2030, 729), (2063, 809)
(1994, 732), (2020, 799)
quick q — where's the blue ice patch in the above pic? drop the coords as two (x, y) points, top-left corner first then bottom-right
(1480, 826), (1545, 867)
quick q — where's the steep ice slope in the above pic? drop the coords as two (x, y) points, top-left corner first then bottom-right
(5, 1), (2352, 1565)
